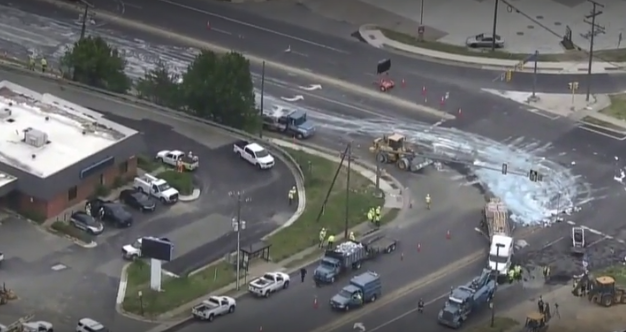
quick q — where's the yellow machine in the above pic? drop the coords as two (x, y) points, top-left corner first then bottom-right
(523, 311), (550, 332)
(573, 275), (626, 307)
(369, 134), (429, 171)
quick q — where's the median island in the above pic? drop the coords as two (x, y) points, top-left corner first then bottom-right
(122, 145), (391, 318)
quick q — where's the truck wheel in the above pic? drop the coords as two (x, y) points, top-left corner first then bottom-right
(388, 245), (396, 252)
(208, 314), (214, 322)
(131, 254), (139, 261)
(229, 306), (235, 313)
(257, 163), (262, 170)
(354, 262), (362, 270)
(160, 197), (166, 203)
(344, 305), (350, 311)
(330, 276), (335, 283)
(264, 291), (271, 298)
(137, 187), (144, 193)
(370, 295), (377, 302)
(283, 281), (290, 289)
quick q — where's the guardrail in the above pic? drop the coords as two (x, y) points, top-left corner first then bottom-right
(0, 60), (305, 184)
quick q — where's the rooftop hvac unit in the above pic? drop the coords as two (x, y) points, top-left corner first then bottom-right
(24, 128), (48, 148)
(0, 108), (11, 120)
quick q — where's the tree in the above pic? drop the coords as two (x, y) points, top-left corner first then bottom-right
(136, 61), (181, 109)
(61, 36), (131, 93)
(178, 50), (258, 132)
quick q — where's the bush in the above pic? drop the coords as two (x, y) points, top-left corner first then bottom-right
(94, 184), (110, 197)
(159, 170), (193, 195)
(137, 154), (160, 173)
(113, 175), (125, 188)
(20, 210), (46, 224)
(51, 221), (93, 243)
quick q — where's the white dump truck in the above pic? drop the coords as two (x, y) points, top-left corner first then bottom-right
(133, 174), (179, 203)
(191, 296), (236, 322)
(481, 198), (514, 276)
(248, 272), (290, 297)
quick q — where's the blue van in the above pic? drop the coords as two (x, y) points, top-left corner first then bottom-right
(330, 271), (381, 311)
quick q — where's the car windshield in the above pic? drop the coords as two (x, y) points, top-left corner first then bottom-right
(82, 217), (100, 226)
(489, 254), (509, 264)
(338, 289), (352, 298)
(320, 258), (337, 268)
(255, 149), (269, 158)
(445, 299), (461, 311)
(132, 239), (142, 249)
(207, 298), (220, 306)
(157, 183), (171, 191)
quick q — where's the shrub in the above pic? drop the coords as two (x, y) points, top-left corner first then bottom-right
(94, 184), (110, 197)
(51, 221), (93, 243)
(159, 170), (193, 195)
(20, 210), (46, 224)
(113, 175), (125, 188)
(137, 154), (160, 172)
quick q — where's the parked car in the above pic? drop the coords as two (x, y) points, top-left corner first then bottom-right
(466, 33), (504, 48)
(119, 189), (156, 212)
(70, 211), (104, 235)
(86, 199), (133, 228)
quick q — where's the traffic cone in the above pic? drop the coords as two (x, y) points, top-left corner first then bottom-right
(401, 79), (406, 87)
(313, 296), (318, 309)
(439, 96), (445, 107)
(409, 200), (413, 208)
(401, 252), (404, 261)
(458, 108), (462, 116)
(446, 230), (451, 239)
(421, 86), (427, 96)
(259, 327), (262, 332)
(206, 20), (211, 30)
(417, 243), (421, 252)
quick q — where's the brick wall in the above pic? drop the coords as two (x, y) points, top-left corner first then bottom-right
(14, 156), (137, 219)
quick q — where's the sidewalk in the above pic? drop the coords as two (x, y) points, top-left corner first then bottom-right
(358, 25), (626, 74)
(132, 140), (407, 332)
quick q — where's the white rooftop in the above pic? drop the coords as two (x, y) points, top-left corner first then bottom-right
(0, 81), (137, 178)
(0, 172), (17, 189)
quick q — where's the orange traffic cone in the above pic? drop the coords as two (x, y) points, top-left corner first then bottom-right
(401, 252), (404, 261)
(313, 296), (318, 309)
(417, 243), (421, 252)
(446, 230), (451, 240)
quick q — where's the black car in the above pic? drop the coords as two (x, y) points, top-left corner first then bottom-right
(119, 189), (156, 212)
(70, 211), (104, 235)
(86, 199), (133, 228)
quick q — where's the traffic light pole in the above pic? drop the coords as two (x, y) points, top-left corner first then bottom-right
(259, 61), (266, 138)
(491, 0), (499, 52)
(344, 143), (352, 239)
(584, 0), (604, 101)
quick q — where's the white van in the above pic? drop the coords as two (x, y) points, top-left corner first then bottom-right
(76, 318), (108, 332)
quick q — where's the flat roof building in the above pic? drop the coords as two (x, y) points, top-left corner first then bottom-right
(0, 81), (143, 220)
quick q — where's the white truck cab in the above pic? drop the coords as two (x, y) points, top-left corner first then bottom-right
(233, 140), (275, 169)
(133, 174), (179, 203)
(488, 234), (514, 275)
(156, 150), (199, 171)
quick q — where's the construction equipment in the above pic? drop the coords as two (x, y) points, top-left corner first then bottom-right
(437, 268), (497, 328)
(572, 273), (626, 306)
(0, 283), (17, 305)
(523, 311), (551, 332)
(368, 134), (432, 171)
(571, 226), (586, 255)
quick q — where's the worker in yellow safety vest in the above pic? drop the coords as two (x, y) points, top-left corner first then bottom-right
(375, 206), (381, 226)
(367, 208), (374, 224)
(507, 269), (515, 284)
(318, 228), (327, 248)
(40, 57), (47, 73)
(514, 265), (522, 280)
(28, 56), (35, 70)
(349, 231), (356, 241)
(327, 234), (335, 249)
(425, 194), (431, 210)
(288, 186), (297, 206)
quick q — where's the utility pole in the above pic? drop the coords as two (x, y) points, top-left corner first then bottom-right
(419, 0), (425, 25)
(490, 245), (500, 327)
(229, 191), (250, 290)
(491, 0), (499, 52)
(583, 0), (605, 101)
(344, 143), (352, 239)
(259, 61), (266, 138)
(79, 0), (90, 40)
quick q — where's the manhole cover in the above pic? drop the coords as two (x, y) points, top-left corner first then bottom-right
(536, 15), (544, 19)
(517, 32), (525, 35)
(51, 264), (67, 271)
(528, 25), (534, 29)
(555, 22), (562, 26)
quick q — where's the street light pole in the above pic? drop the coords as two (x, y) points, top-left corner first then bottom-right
(491, 0), (499, 52)
(259, 61), (266, 138)
(344, 142), (352, 239)
(490, 244), (500, 327)
(419, 0), (425, 25)
(584, 0), (604, 101)
(79, 1), (89, 40)
(230, 191), (250, 290)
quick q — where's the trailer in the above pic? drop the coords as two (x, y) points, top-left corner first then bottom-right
(481, 198), (515, 276)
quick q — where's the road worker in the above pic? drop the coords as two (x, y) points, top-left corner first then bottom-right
(514, 265), (522, 280)
(28, 56), (35, 70)
(417, 298), (424, 313)
(375, 206), (381, 226)
(318, 228), (327, 248)
(507, 268), (515, 283)
(327, 234), (335, 249)
(425, 194), (431, 210)
(40, 57), (47, 73)
(288, 186), (297, 206)
(349, 231), (356, 241)
(299, 267), (307, 283)
(537, 296), (544, 314)
(542, 265), (551, 281)
(367, 208), (374, 224)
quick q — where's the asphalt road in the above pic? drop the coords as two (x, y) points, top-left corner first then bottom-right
(76, 0), (626, 94)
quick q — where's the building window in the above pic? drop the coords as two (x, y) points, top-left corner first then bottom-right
(99, 173), (105, 185)
(119, 161), (129, 174)
(68, 186), (78, 201)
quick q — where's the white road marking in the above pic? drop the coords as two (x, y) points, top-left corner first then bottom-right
(157, 0), (349, 54)
(367, 292), (450, 332)
(124, 2), (142, 9)
(211, 28), (232, 35)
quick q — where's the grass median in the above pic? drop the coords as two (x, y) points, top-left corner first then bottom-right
(599, 93), (626, 121)
(121, 146), (387, 317)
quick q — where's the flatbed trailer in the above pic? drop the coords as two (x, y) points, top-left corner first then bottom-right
(361, 233), (398, 254)
(482, 198), (512, 239)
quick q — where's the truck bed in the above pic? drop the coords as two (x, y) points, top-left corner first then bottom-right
(362, 234), (397, 252)
(484, 199), (511, 237)
(234, 140), (250, 149)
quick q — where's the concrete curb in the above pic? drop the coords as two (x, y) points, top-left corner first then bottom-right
(358, 25), (626, 74)
(121, 143), (404, 330)
(178, 188), (201, 202)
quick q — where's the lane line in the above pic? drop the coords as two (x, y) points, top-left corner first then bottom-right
(309, 250), (485, 332)
(211, 28), (232, 35)
(156, 0), (349, 54)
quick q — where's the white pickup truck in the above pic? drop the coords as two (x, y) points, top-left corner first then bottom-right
(191, 296), (236, 322)
(121, 237), (171, 260)
(133, 174), (179, 203)
(248, 272), (290, 297)
(233, 140), (275, 169)
(155, 150), (199, 171)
